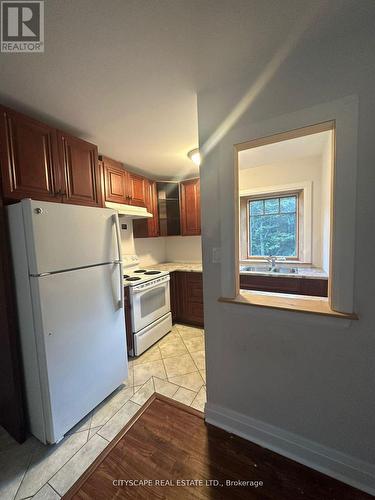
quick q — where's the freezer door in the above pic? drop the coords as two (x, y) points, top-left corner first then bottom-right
(22, 199), (120, 275)
(30, 263), (127, 443)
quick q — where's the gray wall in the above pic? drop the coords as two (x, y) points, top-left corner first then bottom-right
(198, 23), (375, 478)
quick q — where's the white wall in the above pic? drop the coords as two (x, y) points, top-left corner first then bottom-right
(120, 217), (202, 265)
(120, 218), (166, 265)
(239, 156), (324, 267)
(165, 236), (202, 262)
(198, 26), (375, 493)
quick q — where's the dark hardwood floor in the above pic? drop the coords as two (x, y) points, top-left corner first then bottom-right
(64, 395), (371, 500)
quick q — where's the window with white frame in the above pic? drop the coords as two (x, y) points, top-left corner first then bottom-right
(240, 183), (312, 263)
(248, 194), (298, 258)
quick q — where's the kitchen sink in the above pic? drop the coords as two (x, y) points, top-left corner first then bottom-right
(272, 267), (298, 274)
(241, 266), (272, 272)
(240, 266), (298, 274)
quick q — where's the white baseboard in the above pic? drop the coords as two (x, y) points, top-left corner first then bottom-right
(205, 402), (375, 496)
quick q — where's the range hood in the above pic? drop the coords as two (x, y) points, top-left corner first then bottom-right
(105, 201), (153, 218)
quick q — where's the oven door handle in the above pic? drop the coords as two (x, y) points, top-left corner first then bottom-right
(113, 214), (124, 309)
(130, 282), (169, 294)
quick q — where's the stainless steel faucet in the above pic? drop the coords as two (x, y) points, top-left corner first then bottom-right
(266, 256), (277, 268)
(266, 256), (286, 268)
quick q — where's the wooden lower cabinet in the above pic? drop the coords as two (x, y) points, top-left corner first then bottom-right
(239, 274), (328, 297)
(170, 271), (204, 327)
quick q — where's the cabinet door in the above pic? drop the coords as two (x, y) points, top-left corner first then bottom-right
(173, 272), (204, 327)
(169, 271), (181, 323)
(133, 178), (150, 238)
(102, 156), (127, 204)
(183, 272), (204, 326)
(128, 172), (146, 207)
(0, 106), (61, 202)
(133, 179), (159, 238)
(180, 178), (201, 236)
(57, 132), (102, 207)
(150, 181), (159, 237)
(157, 182), (181, 236)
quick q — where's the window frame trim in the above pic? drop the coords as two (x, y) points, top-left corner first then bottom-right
(246, 192), (300, 260)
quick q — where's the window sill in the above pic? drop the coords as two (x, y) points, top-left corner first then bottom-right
(218, 290), (358, 320)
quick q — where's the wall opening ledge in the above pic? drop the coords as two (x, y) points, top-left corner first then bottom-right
(218, 290), (358, 320)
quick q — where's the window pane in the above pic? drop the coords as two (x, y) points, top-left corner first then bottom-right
(280, 196), (296, 213)
(264, 198), (279, 214)
(250, 200), (263, 215)
(250, 212), (297, 257)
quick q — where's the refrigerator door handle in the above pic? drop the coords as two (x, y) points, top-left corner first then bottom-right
(113, 214), (124, 309)
(117, 261), (124, 309)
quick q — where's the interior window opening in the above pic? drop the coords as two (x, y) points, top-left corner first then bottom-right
(237, 124), (334, 298)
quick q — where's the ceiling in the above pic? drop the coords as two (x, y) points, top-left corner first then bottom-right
(239, 131), (331, 170)
(0, 0), (373, 179)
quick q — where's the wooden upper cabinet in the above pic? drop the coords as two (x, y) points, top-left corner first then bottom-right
(128, 172), (146, 207)
(57, 132), (102, 207)
(133, 179), (159, 238)
(157, 182), (181, 236)
(150, 181), (159, 236)
(101, 155), (128, 204)
(0, 106), (61, 202)
(180, 178), (201, 236)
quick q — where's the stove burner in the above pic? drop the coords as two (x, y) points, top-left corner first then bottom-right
(144, 270), (162, 275)
(123, 274), (130, 279)
(133, 269), (147, 273)
(126, 276), (142, 281)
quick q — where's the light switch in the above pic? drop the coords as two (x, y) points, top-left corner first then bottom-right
(212, 247), (221, 263)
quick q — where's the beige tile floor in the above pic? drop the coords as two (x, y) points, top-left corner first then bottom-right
(0, 324), (206, 500)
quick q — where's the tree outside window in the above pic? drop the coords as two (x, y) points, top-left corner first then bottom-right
(248, 195), (298, 257)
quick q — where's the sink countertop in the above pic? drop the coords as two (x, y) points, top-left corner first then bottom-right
(144, 261), (328, 279)
(240, 266), (328, 279)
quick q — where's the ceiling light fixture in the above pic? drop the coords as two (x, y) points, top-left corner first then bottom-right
(187, 148), (201, 167)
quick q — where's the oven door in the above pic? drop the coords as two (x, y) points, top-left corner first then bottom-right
(130, 278), (170, 333)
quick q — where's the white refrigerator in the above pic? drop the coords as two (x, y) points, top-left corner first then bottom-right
(7, 199), (128, 444)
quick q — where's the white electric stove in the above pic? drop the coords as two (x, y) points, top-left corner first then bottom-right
(122, 255), (172, 356)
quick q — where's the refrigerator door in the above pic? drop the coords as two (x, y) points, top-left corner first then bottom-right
(21, 199), (120, 275)
(30, 263), (127, 443)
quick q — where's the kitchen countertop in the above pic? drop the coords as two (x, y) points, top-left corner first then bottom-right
(239, 266), (328, 279)
(145, 262), (328, 279)
(145, 262), (203, 273)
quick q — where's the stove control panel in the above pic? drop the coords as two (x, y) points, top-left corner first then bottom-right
(130, 274), (170, 292)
